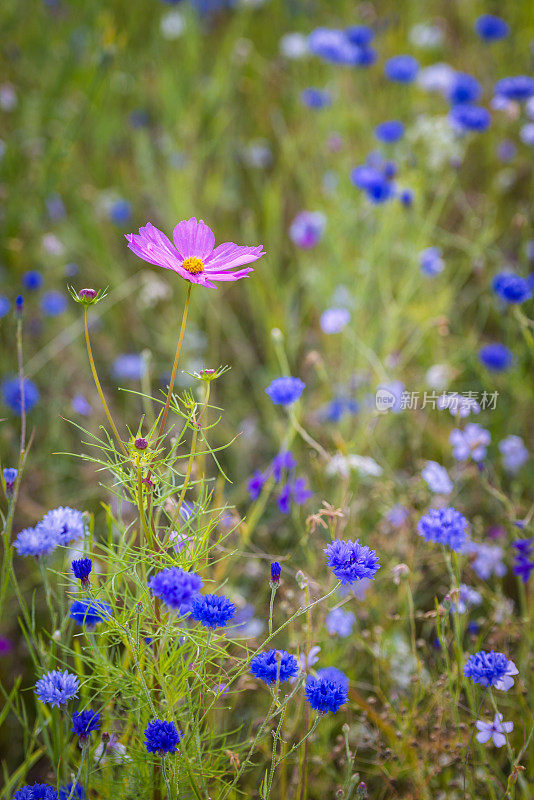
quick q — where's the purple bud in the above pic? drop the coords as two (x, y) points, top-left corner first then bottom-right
(79, 288), (97, 301)
(135, 437), (148, 450)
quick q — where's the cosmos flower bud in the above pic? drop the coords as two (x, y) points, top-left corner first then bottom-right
(69, 286), (108, 308)
(79, 288), (97, 301)
(135, 437), (148, 450)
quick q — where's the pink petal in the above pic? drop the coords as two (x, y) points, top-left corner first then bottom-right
(126, 223), (182, 272)
(202, 267), (254, 281)
(172, 218), (215, 260)
(204, 242), (265, 271)
(492, 733), (506, 748)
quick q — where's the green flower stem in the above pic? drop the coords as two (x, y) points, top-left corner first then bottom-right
(83, 309), (127, 457)
(156, 283), (192, 443)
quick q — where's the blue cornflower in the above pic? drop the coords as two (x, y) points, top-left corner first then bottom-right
(450, 423), (491, 462)
(324, 540), (380, 584)
(3, 467), (17, 494)
(421, 461), (453, 495)
(384, 55), (419, 83)
(300, 88), (332, 109)
(58, 783), (85, 800)
(109, 200), (132, 225)
(326, 608), (355, 637)
(69, 600), (113, 627)
(499, 435), (528, 473)
(513, 555), (534, 583)
(464, 650), (518, 691)
(319, 397), (359, 423)
(40, 507), (88, 545)
(13, 526), (58, 558)
(320, 307), (351, 334)
(497, 139), (517, 162)
(345, 25), (374, 47)
(112, 353), (145, 381)
(148, 567), (202, 614)
(22, 270), (44, 291)
(46, 193), (66, 222)
(492, 272), (532, 304)
(289, 211), (326, 249)
(71, 558), (92, 586)
(399, 188), (414, 207)
(494, 76), (534, 102)
(305, 674), (348, 714)
(265, 376), (305, 406)
(450, 104), (491, 132)
(512, 539), (534, 583)
(41, 290), (67, 316)
(316, 666), (349, 691)
(0, 295), (11, 318)
(419, 246), (444, 276)
(13, 784), (59, 800)
(250, 649), (299, 684)
(270, 562), (281, 583)
(478, 343), (513, 372)
(35, 669), (79, 707)
(71, 709), (101, 740)
(277, 483), (291, 514)
(417, 507), (468, 551)
(144, 719), (182, 754)
(350, 165), (393, 204)
(190, 594), (236, 628)
(2, 377), (39, 415)
(448, 73), (481, 105)
(292, 477), (312, 505)
(271, 451), (296, 481)
(374, 120), (405, 143)
(308, 28), (360, 66)
(475, 15), (509, 41)
(72, 394), (92, 415)
(247, 470), (267, 500)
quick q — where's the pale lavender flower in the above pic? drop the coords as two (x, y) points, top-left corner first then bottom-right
(421, 461), (453, 494)
(326, 608), (355, 637)
(476, 713), (513, 747)
(450, 424), (490, 462)
(499, 435), (528, 473)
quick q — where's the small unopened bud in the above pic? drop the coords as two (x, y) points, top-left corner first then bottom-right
(356, 782), (367, 799)
(295, 570), (308, 589)
(142, 477), (154, 490)
(79, 288), (97, 301)
(136, 602), (144, 614)
(101, 732), (110, 745)
(392, 563), (410, 585)
(15, 295), (24, 316)
(135, 437), (148, 450)
(52, 630), (61, 642)
(3, 467), (17, 496)
(270, 561), (281, 587)
(270, 327), (283, 342)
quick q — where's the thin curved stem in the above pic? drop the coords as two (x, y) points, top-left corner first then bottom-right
(84, 309), (127, 457)
(157, 284), (192, 441)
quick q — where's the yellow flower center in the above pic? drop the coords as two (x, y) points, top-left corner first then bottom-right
(182, 256), (204, 274)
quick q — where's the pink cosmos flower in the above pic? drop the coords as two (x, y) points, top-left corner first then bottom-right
(126, 217), (264, 288)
